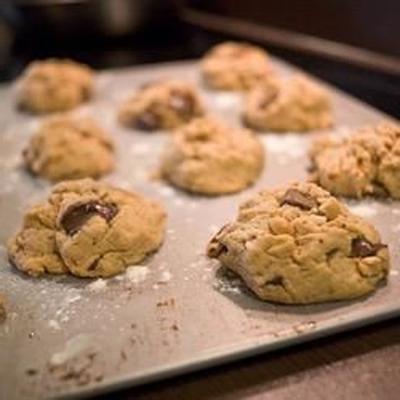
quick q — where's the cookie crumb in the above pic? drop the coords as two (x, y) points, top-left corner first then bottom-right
(26, 368), (38, 376)
(86, 278), (107, 292)
(0, 294), (6, 322)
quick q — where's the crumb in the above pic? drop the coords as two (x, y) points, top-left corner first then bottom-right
(120, 350), (127, 361)
(0, 294), (6, 322)
(156, 298), (175, 308)
(294, 321), (317, 334)
(26, 368), (38, 376)
(171, 324), (179, 331)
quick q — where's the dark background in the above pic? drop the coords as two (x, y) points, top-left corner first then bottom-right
(0, 1), (398, 115)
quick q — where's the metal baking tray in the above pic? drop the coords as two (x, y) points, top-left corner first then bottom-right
(0, 59), (399, 400)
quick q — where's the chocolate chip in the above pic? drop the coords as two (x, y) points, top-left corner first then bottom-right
(265, 276), (284, 287)
(135, 112), (159, 131)
(169, 91), (195, 117)
(60, 201), (118, 235)
(280, 189), (317, 210)
(351, 238), (387, 258)
(88, 257), (100, 271)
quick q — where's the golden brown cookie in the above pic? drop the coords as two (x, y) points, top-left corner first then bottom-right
(310, 122), (400, 198)
(8, 179), (166, 278)
(201, 42), (273, 91)
(207, 182), (389, 304)
(160, 117), (265, 195)
(23, 116), (115, 182)
(17, 59), (94, 113)
(118, 79), (204, 131)
(243, 75), (332, 132)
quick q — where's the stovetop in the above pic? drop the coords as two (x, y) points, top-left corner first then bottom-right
(1, 20), (399, 118)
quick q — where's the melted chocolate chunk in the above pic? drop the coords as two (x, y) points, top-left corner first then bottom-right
(265, 276), (284, 287)
(280, 189), (317, 210)
(169, 91), (195, 117)
(135, 112), (159, 131)
(61, 201), (118, 235)
(351, 238), (387, 258)
(88, 257), (100, 271)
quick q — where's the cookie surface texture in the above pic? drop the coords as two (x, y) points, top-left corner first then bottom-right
(8, 179), (166, 278)
(201, 42), (273, 91)
(118, 79), (204, 131)
(243, 75), (332, 132)
(23, 116), (115, 182)
(160, 117), (265, 195)
(207, 182), (389, 304)
(310, 122), (400, 198)
(17, 59), (94, 113)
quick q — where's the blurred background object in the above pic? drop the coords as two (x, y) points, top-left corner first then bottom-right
(10, 0), (179, 38)
(0, 0), (398, 116)
(185, 0), (400, 58)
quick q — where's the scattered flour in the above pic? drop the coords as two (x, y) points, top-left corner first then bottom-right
(348, 203), (377, 218)
(208, 225), (219, 234)
(158, 270), (172, 283)
(158, 185), (175, 197)
(212, 93), (240, 110)
(48, 320), (61, 331)
(125, 265), (149, 284)
(391, 224), (400, 233)
(86, 279), (107, 292)
(263, 134), (305, 158)
(130, 142), (151, 155)
(49, 333), (94, 367)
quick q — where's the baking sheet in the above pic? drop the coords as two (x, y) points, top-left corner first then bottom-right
(0, 59), (399, 400)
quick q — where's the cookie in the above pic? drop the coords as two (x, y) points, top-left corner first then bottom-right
(17, 59), (94, 113)
(7, 179), (166, 278)
(160, 117), (265, 195)
(310, 122), (400, 198)
(201, 42), (273, 91)
(207, 182), (389, 304)
(243, 75), (332, 132)
(23, 116), (115, 182)
(118, 79), (204, 131)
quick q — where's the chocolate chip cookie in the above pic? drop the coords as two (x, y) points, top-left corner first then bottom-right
(23, 116), (115, 182)
(201, 42), (273, 91)
(243, 75), (332, 132)
(207, 182), (389, 304)
(160, 117), (265, 195)
(118, 79), (204, 131)
(310, 122), (400, 198)
(17, 59), (94, 113)
(7, 179), (166, 278)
